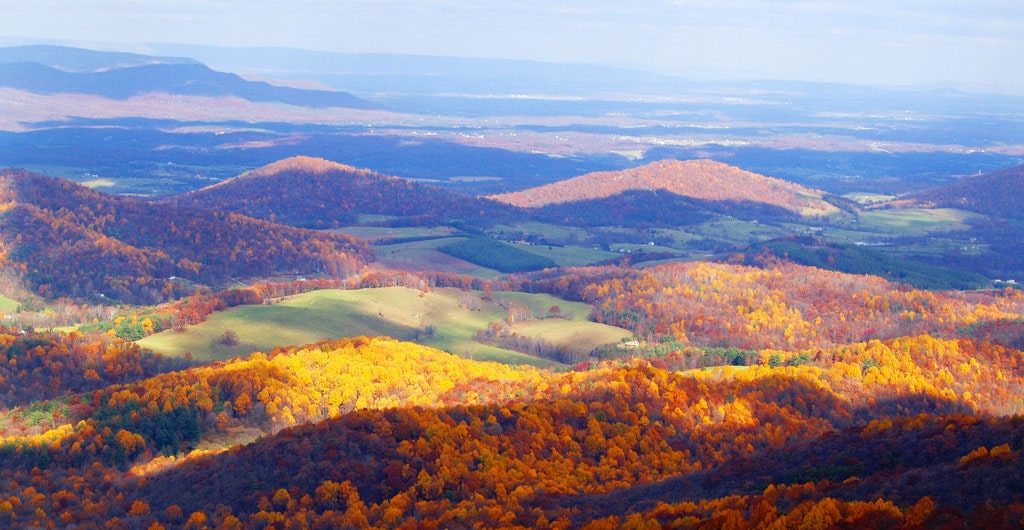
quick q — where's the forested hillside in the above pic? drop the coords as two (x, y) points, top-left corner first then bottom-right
(514, 261), (1024, 351)
(0, 327), (1022, 527)
(491, 159), (840, 218)
(741, 237), (990, 290)
(0, 169), (373, 302)
(903, 163), (1024, 219)
(170, 156), (523, 228)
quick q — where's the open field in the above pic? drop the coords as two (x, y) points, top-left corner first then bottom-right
(506, 242), (617, 267)
(0, 295), (18, 313)
(842, 191), (896, 205)
(370, 238), (502, 277)
(688, 218), (790, 244)
(137, 287), (630, 367)
(492, 222), (592, 243)
(331, 225), (459, 242)
(857, 208), (987, 236)
(510, 317), (630, 355)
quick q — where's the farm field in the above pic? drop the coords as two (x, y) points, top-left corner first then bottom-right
(842, 191), (896, 205)
(0, 294), (18, 313)
(856, 208), (987, 235)
(369, 238), (502, 277)
(330, 225), (459, 242)
(137, 287), (630, 367)
(505, 242), (618, 267)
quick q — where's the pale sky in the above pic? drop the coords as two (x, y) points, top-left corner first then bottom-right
(2, 0), (1023, 94)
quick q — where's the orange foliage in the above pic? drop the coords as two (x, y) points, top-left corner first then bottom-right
(491, 159), (837, 216)
(576, 261), (1024, 350)
(0, 262), (1021, 527)
(0, 168), (373, 303)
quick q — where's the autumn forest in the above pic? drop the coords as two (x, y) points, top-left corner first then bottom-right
(3, 45), (1024, 530)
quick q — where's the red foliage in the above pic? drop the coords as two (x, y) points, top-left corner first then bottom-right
(0, 169), (374, 304)
(169, 155), (520, 229)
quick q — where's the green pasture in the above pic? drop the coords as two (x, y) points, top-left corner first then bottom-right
(842, 192), (896, 205)
(511, 317), (630, 357)
(331, 225), (458, 242)
(491, 222), (592, 243)
(689, 218), (789, 244)
(137, 287), (630, 367)
(0, 294), (18, 313)
(371, 238), (502, 278)
(506, 242), (617, 267)
(857, 208), (986, 236)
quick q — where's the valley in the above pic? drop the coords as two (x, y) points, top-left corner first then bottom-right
(1, 44), (1024, 528)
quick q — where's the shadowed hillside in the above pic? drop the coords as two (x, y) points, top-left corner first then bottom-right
(903, 163), (1024, 219)
(169, 156), (525, 228)
(0, 169), (374, 302)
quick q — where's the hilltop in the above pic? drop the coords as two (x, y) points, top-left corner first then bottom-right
(902, 163), (1024, 219)
(490, 158), (841, 218)
(0, 168), (373, 303)
(169, 156), (524, 228)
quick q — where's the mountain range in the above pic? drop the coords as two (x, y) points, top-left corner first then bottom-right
(0, 45), (374, 109)
(0, 155), (844, 302)
(13, 152), (1022, 304)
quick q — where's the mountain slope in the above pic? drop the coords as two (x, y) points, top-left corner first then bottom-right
(112, 336), (1024, 526)
(490, 158), (840, 217)
(169, 156), (525, 228)
(903, 163), (1024, 219)
(741, 236), (991, 290)
(0, 265), (1023, 527)
(0, 169), (374, 303)
(0, 44), (197, 72)
(0, 60), (375, 109)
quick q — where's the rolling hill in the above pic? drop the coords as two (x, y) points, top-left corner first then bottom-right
(490, 158), (841, 219)
(168, 155), (525, 228)
(1, 329), (1019, 528)
(0, 168), (374, 303)
(0, 257), (1023, 527)
(903, 163), (1024, 219)
(137, 286), (631, 366)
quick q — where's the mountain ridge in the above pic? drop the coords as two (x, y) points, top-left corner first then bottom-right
(901, 163), (1024, 219)
(490, 158), (840, 217)
(170, 155), (525, 228)
(0, 60), (376, 109)
(0, 44), (198, 72)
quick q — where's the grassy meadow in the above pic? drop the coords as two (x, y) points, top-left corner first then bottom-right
(0, 295), (18, 313)
(137, 287), (631, 367)
(506, 242), (617, 267)
(857, 208), (986, 236)
(369, 238), (505, 278)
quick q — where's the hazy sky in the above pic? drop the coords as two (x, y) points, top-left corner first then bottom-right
(2, 0), (1023, 94)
